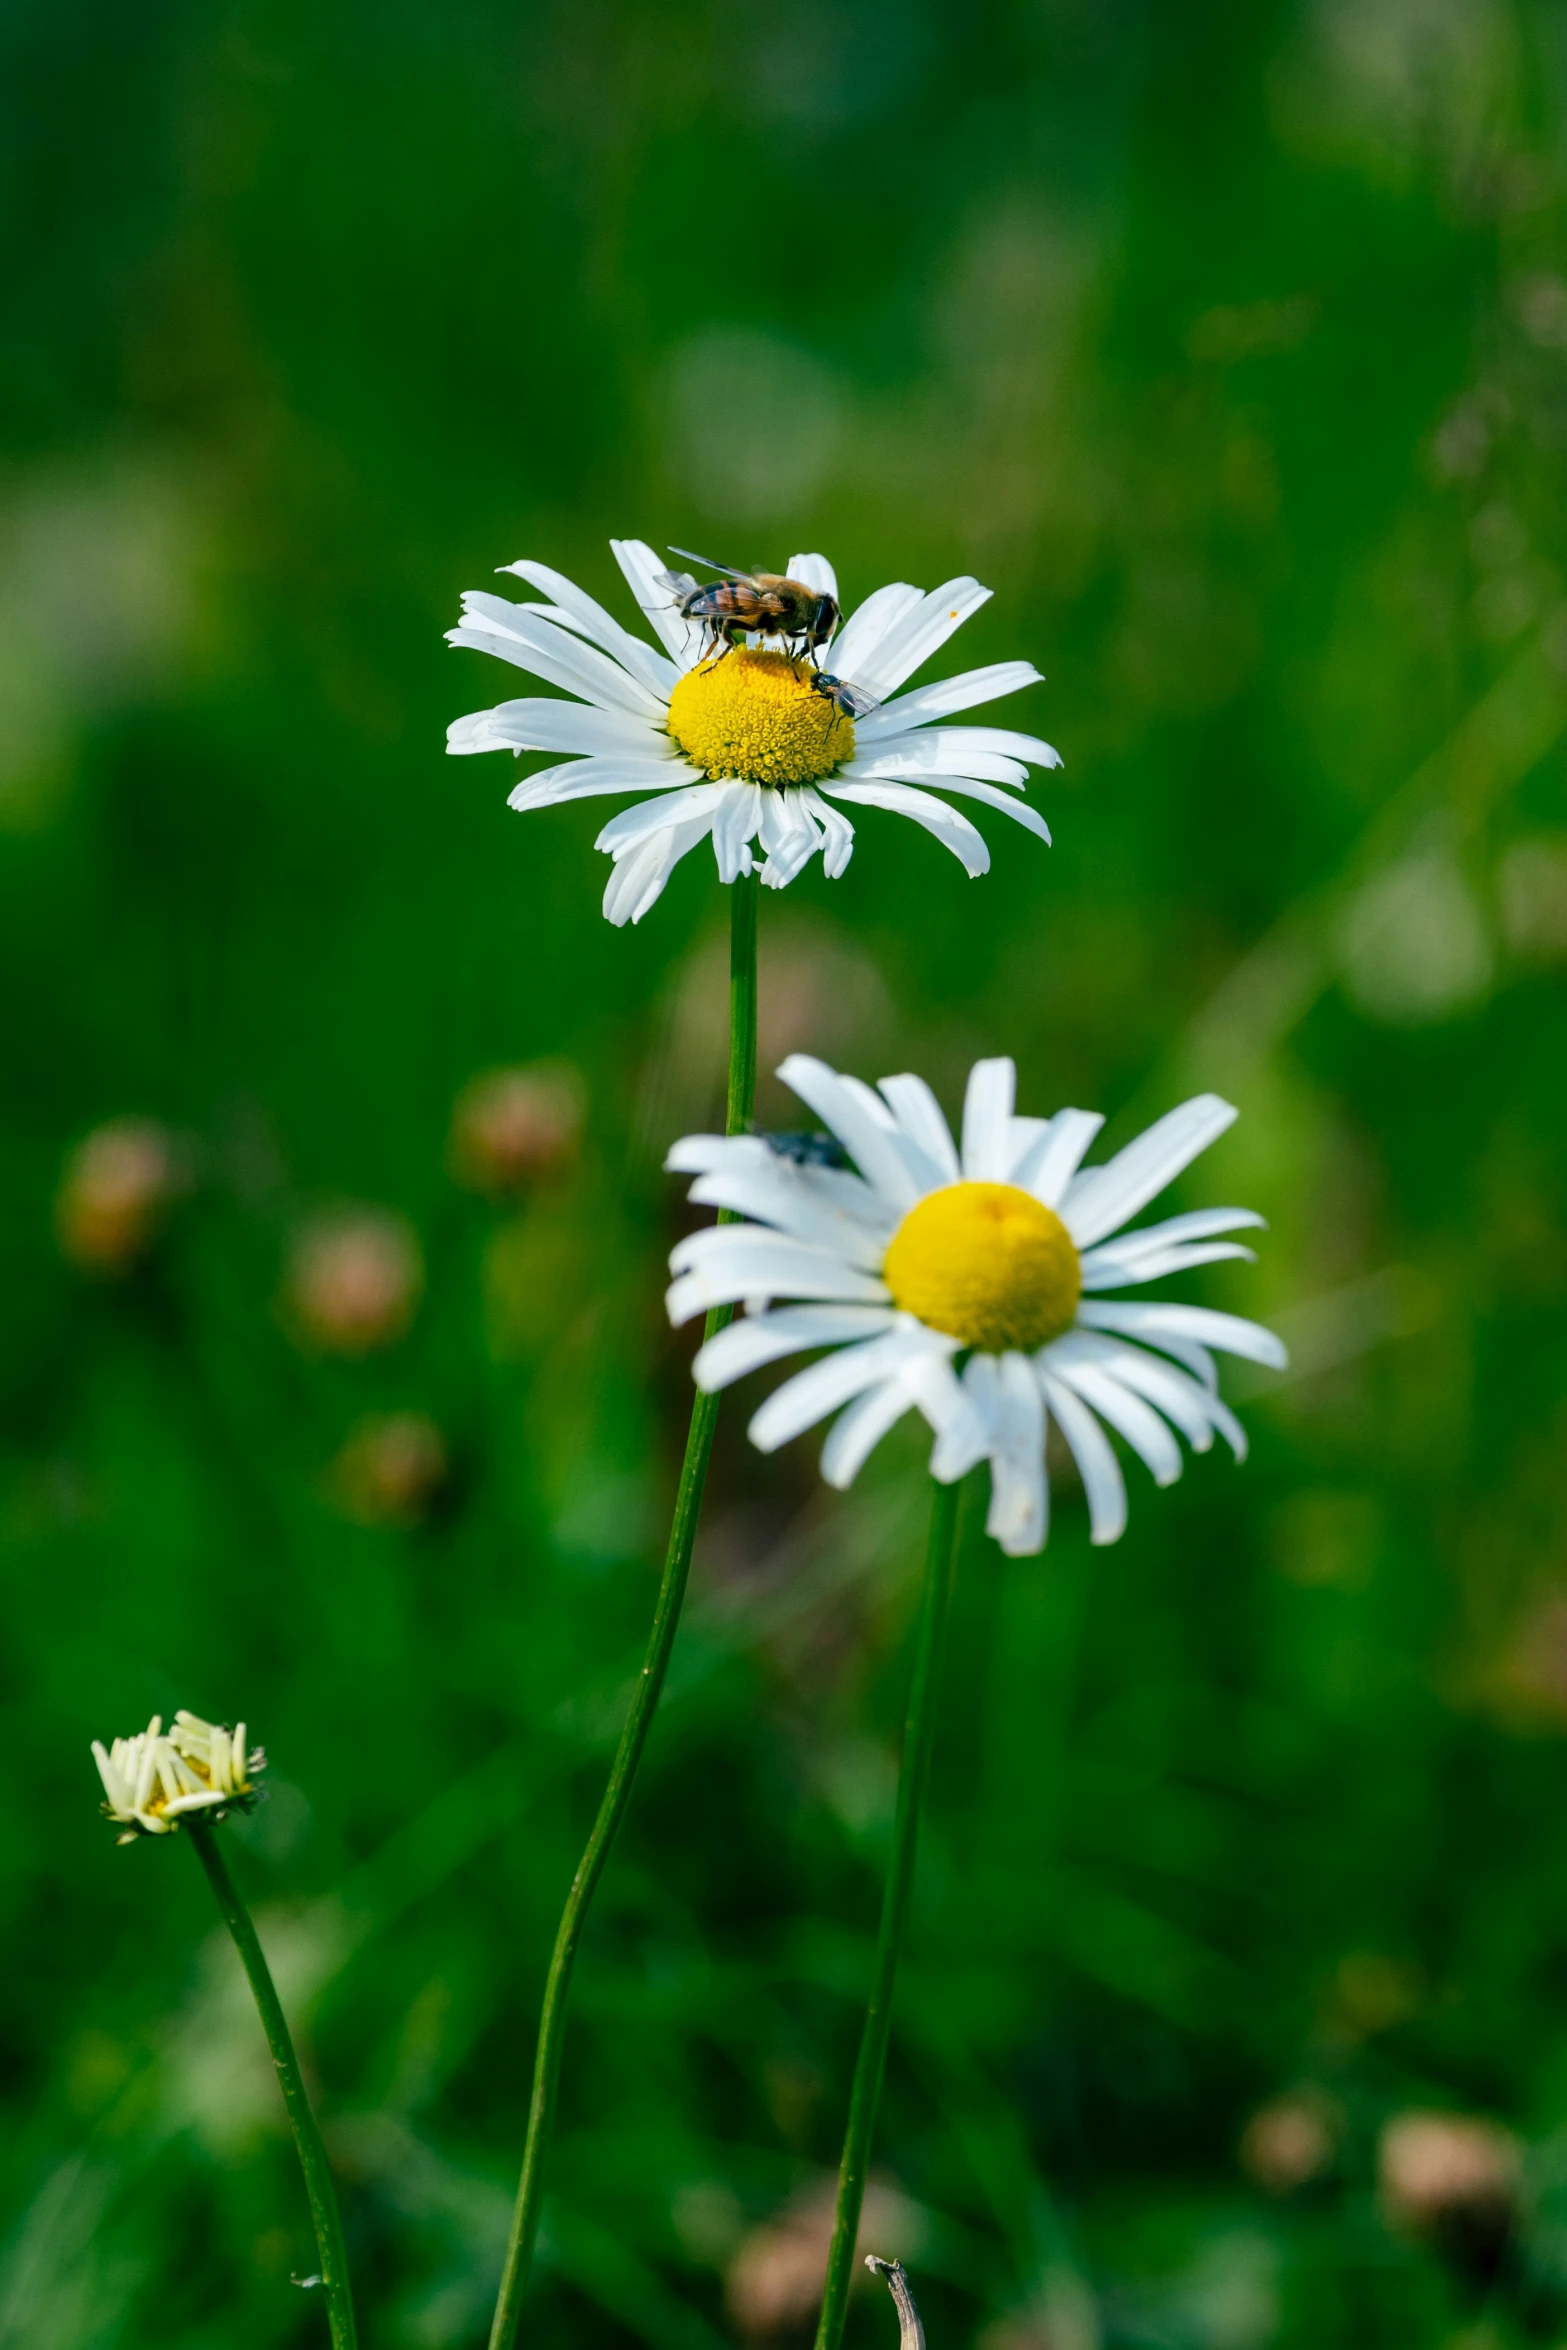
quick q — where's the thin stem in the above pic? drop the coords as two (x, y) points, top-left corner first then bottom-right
(488, 870), (759, 2350)
(814, 1476), (964, 2350)
(187, 1821), (358, 2350)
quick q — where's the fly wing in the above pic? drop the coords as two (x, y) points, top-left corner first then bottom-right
(656, 568), (701, 598)
(668, 544), (752, 582)
(818, 674), (881, 718)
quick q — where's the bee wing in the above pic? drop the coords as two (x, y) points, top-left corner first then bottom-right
(668, 544), (752, 582)
(655, 569), (700, 597)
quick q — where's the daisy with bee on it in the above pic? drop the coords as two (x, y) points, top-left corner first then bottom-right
(450, 532), (1066, 2350)
(446, 539), (1059, 926)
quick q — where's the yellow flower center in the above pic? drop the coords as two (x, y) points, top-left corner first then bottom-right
(667, 650), (854, 786)
(882, 1182), (1082, 1353)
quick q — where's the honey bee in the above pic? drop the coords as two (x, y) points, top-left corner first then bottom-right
(660, 548), (841, 664)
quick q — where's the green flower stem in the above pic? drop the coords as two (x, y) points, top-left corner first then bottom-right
(187, 1820), (358, 2350)
(814, 1475), (964, 2350)
(488, 870), (759, 2350)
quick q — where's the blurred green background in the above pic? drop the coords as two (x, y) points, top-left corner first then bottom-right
(5, 0), (1567, 2343)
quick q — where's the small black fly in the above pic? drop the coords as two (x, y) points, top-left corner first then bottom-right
(759, 1129), (852, 1171)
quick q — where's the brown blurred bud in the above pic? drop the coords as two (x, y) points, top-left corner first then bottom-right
(1240, 2088), (1340, 2194)
(57, 1118), (188, 1273)
(448, 1063), (584, 1197)
(284, 1208), (422, 1354)
(325, 1412), (447, 1527)
(726, 2179), (920, 2339)
(1379, 2110), (1521, 2249)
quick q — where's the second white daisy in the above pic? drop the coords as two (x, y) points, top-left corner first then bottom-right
(666, 1055), (1285, 1555)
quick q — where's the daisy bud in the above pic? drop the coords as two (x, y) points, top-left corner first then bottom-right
(1240, 2088), (1340, 2194)
(725, 2179), (920, 2338)
(284, 1206), (422, 1354)
(56, 1118), (188, 1274)
(1378, 2110), (1520, 2249)
(325, 1410), (447, 1526)
(448, 1062), (584, 1197)
(92, 1710), (266, 1843)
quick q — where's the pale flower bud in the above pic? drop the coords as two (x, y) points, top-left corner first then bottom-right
(448, 1062), (584, 1197)
(326, 1411), (447, 1526)
(284, 1207), (422, 1353)
(56, 1118), (188, 1273)
(1378, 2109), (1520, 2238)
(92, 1710), (265, 1843)
(1240, 2088), (1340, 2194)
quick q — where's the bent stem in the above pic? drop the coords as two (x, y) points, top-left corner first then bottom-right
(814, 1476), (964, 2350)
(187, 1821), (358, 2350)
(488, 869), (760, 2350)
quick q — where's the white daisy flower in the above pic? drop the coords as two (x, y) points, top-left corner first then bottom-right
(446, 542), (1059, 925)
(92, 1710), (265, 1843)
(664, 1056), (1285, 1557)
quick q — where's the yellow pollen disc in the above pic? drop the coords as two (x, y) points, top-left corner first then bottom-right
(882, 1182), (1082, 1353)
(667, 650), (854, 787)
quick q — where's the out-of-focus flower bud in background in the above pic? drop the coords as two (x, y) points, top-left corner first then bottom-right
(56, 1117), (190, 1273)
(448, 1062), (584, 1198)
(325, 1411), (447, 1527)
(1378, 2109), (1521, 2272)
(283, 1207), (423, 1354)
(1240, 2086), (1341, 2194)
(725, 2177), (922, 2339)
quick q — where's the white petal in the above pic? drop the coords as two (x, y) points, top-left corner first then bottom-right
(1075, 1298), (1287, 1370)
(710, 782), (762, 883)
(785, 552), (839, 605)
(1056, 1333), (1246, 1460)
(1050, 1358), (1184, 1486)
(969, 1351), (1048, 1556)
(595, 783), (729, 854)
(667, 1228), (890, 1322)
(1004, 1117), (1050, 1180)
(601, 826), (692, 927)
(684, 1163), (890, 1268)
(1062, 1096), (1239, 1249)
(843, 746), (1030, 789)
(796, 787), (856, 879)
(884, 773), (1052, 844)
(854, 661), (1045, 738)
(822, 780), (990, 877)
(1039, 1372), (1128, 1545)
(876, 1073), (961, 1186)
(511, 760), (701, 813)
(612, 538), (706, 667)
(757, 787), (825, 889)
(961, 1057), (1016, 1181)
(1013, 1110), (1105, 1207)
(1097, 1206), (1267, 1257)
(830, 582), (924, 682)
(449, 699), (670, 758)
(777, 1054), (924, 1210)
(449, 596), (666, 717)
(849, 578), (993, 699)
(692, 1303), (897, 1391)
(893, 724), (1061, 771)
(500, 559), (679, 697)
(820, 1375), (918, 1487)
(916, 1354), (991, 1480)
(749, 1329), (930, 1453)
(1079, 1240), (1258, 1290)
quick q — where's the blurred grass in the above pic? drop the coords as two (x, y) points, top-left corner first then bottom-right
(4, 1), (1567, 2345)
